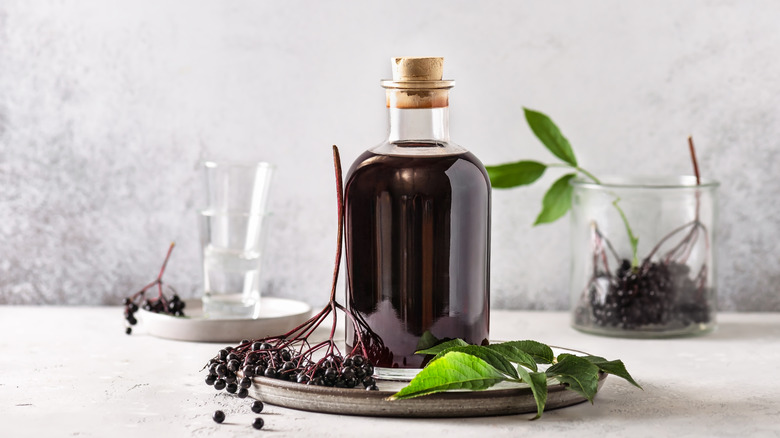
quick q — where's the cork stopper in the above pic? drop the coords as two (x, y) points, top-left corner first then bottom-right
(381, 56), (454, 90)
(382, 56), (454, 108)
(391, 57), (444, 81)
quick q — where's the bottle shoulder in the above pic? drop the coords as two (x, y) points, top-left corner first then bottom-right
(345, 148), (489, 188)
(369, 140), (468, 157)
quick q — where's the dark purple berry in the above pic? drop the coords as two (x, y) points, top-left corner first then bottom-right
(125, 327), (132, 335)
(212, 410), (225, 423)
(323, 368), (337, 382)
(251, 400), (264, 413)
(362, 376), (376, 388)
(226, 383), (238, 394)
(264, 367), (278, 379)
(205, 375), (216, 386)
(237, 387), (249, 398)
(214, 379), (226, 390)
(240, 377), (252, 389)
(341, 366), (356, 380)
(252, 417), (264, 430)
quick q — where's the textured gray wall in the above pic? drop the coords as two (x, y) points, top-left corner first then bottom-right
(1, 0), (778, 311)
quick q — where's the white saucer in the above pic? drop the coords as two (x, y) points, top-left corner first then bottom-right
(138, 298), (312, 343)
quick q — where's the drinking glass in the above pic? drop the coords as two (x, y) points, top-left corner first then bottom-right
(199, 161), (274, 319)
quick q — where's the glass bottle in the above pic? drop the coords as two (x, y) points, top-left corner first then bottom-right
(344, 57), (491, 377)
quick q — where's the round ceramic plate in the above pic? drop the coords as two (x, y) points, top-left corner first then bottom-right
(249, 347), (606, 418)
(138, 298), (311, 343)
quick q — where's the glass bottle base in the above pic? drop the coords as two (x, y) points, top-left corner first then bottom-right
(373, 366), (422, 382)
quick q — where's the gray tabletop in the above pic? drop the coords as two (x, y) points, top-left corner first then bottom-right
(2, 306), (778, 437)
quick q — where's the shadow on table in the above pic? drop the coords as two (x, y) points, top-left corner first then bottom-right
(700, 319), (780, 341)
(387, 381), (777, 433)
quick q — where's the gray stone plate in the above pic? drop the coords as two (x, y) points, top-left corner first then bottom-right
(249, 353), (607, 418)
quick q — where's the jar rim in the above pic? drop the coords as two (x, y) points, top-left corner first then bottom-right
(571, 175), (719, 189)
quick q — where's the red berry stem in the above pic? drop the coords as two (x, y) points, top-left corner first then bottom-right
(688, 136), (701, 186)
(643, 136), (708, 268)
(329, 146), (344, 303)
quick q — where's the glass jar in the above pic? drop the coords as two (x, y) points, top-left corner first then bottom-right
(569, 176), (719, 337)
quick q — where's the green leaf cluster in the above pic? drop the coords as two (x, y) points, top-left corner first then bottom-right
(485, 108), (640, 266)
(389, 339), (641, 420)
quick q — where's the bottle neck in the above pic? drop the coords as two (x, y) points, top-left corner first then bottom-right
(387, 106), (450, 143)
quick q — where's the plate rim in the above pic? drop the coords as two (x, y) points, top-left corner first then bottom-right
(247, 346), (607, 418)
(138, 297), (312, 324)
(137, 297), (312, 342)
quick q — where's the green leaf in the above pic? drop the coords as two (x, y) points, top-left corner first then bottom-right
(534, 173), (576, 225)
(415, 338), (469, 355)
(516, 366), (548, 420)
(485, 160), (547, 189)
(579, 355), (642, 389)
(524, 108), (578, 166)
(546, 355), (600, 403)
(493, 340), (555, 365)
(484, 343), (538, 372)
(429, 346), (519, 379)
(389, 351), (506, 400)
(415, 330), (441, 352)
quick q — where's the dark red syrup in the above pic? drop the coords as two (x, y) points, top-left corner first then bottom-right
(344, 147), (490, 368)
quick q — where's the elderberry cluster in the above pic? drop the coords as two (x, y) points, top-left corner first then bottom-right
(122, 243), (184, 335)
(577, 259), (711, 330)
(302, 353), (377, 389)
(123, 293), (185, 335)
(203, 340), (378, 393)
